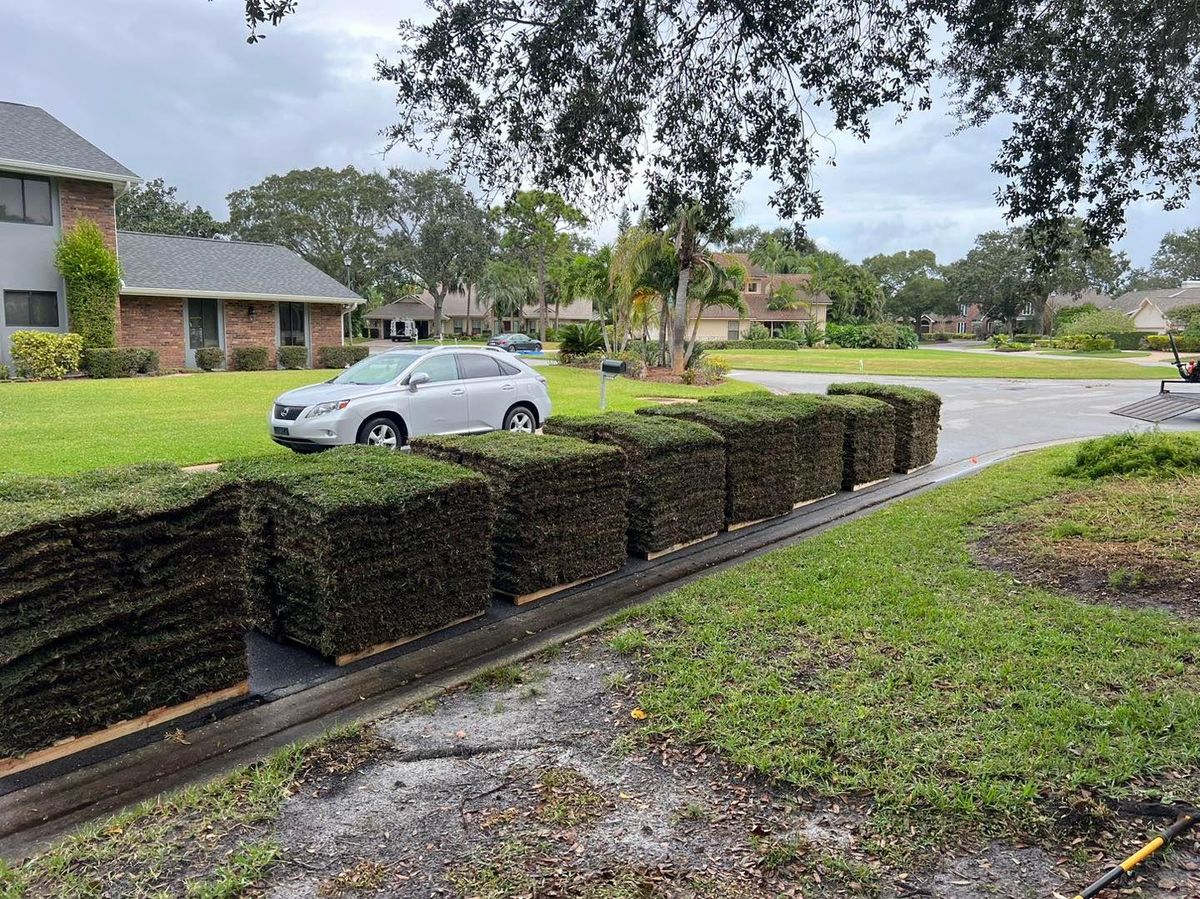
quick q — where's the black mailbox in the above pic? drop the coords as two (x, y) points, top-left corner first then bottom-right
(600, 358), (627, 376)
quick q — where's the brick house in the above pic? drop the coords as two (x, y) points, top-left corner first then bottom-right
(0, 101), (361, 370)
(699, 253), (829, 340)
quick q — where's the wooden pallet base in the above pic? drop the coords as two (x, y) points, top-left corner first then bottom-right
(726, 512), (787, 532)
(332, 612), (487, 666)
(794, 492), (837, 510)
(639, 532), (719, 561)
(499, 570), (620, 606)
(0, 680), (250, 778)
(902, 463), (932, 475)
(850, 476), (889, 492)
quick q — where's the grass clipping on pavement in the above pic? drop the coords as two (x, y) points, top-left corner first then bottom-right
(0, 464), (247, 759)
(544, 412), (726, 556)
(611, 439), (1200, 851)
(226, 446), (493, 660)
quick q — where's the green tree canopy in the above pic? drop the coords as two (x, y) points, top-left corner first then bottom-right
(861, 250), (955, 324)
(117, 178), (225, 238)
(226, 166), (392, 292)
(1126, 228), (1200, 291)
(721, 225), (816, 256)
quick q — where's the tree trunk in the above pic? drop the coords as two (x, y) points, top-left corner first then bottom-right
(537, 249), (547, 342)
(433, 286), (447, 339)
(671, 264), (692, 375)
(657, 295), (669, 367)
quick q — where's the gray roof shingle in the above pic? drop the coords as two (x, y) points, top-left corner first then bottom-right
(0, 102), (138, 180)
(118, 232), (362, 303)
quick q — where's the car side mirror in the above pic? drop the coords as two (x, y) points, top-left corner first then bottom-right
(408, 372), (431, 390)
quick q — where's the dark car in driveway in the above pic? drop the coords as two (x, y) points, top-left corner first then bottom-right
(486, 332), (543, 353)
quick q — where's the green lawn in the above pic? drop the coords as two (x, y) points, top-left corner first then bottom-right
(710, 347), (1173, 378)
(613, 444), (1200, 851)
(0, 367), (761, 476)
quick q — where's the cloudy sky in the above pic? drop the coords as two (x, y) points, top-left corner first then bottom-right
(4, 0), (1196, 267)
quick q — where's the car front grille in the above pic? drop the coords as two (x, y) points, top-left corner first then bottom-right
(274, 404), (305, 421)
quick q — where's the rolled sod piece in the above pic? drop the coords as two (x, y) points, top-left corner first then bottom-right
(827, 382), (941, 472)
(227, 446), (493, 661)
(706, 393), (846, 504)
(544, 412), (725, 556)
(636, 402), (796, 527)
(822, 394), (896, 490)
(0, 464), (247, 758)
(412, 432), (628, 598)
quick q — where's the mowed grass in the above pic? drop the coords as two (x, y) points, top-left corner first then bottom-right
(611, 444), (1200, 850)
(0, 366), (761, 476)
(713, 347), (1173, 379)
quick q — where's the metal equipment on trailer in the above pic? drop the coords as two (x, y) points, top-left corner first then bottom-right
(1111, 332), (1200, 422)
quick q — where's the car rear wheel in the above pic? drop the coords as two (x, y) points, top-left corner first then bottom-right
(359, 417), (403, 449)
(506, 344), (518, 353)
(503, 406), (536, 433)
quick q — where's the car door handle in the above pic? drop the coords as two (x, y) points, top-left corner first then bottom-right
(451, 388), (466, 396)
(501, 383), (515, 391)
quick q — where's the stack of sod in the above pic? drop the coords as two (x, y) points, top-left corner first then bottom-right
(636, 402), (796, 527)
(543, 412), (725, 556)
(827, 382), (941, 471)
(412, 432), (627, 598)
(226, 446), (492, 661)
(0, 465), (246, 759)
(706, 393), (847, 504)
(822, 394), (896, 489)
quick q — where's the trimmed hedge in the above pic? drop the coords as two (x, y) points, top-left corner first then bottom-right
(231, 345), (271, 371)
(195, 347), (224, 371)
(318, 345), (370, 368)
(83, 347), (160, 378)
(8, 331), (84, 380)
(1147, 334), (1200, 352)
(702, 338), (800, 350)
(0, 464), (246, 758)
(413, 432), (628, 597)
(828, 382), (941, 472)
(55, 220), (120, 349)
(708, 392), (846, 503)
(544, 412), (725, 555)
(822, 394), (896, 489)
(226, 447), (493, 660)
(636, 402), (796, 526)
(278, 346), (309, 370)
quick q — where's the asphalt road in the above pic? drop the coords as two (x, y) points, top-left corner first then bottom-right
(730, 370), (1197, 464)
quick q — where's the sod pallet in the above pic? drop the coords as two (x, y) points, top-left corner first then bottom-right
(0, 465), (247, 762)
(636, 402), (796, 528)
(707, 393), (846, 505)
(412, 432), (628, 600)
(544, 412), (725, 558)
(823, 394), (896, 490)
(226, 447), (493, 663)
(828, 382), (941, 472)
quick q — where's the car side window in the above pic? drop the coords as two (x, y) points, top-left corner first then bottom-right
(458, 354), (503, 379)
(409, 355), (459, 383)
(498, 360), (521, 376)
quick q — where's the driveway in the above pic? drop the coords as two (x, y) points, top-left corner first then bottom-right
(730, 370), (1195, 464)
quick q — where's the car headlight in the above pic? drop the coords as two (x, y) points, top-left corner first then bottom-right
(306, 400), (351, 418)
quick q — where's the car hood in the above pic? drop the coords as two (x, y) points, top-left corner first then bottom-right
(275, 381), (383, 407)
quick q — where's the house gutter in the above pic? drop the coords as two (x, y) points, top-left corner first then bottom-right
(0, 157), (141, 193)
(119, 287), (364, 306)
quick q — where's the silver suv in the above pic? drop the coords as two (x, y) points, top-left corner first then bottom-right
(268, 347), (552, 452)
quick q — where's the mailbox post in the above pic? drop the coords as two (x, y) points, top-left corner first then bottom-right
(599, 358), (627, 410)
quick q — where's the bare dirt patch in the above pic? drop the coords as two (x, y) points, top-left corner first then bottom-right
(973, 476), (1200, 618)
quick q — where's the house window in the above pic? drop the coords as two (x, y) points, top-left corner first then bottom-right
(727, 321), (740, 340)
(747, 281), (759, 294)
(0, 175), (52, 225)
(1021, 302), (1034, 317)
(958, 303), (968, 317)
(188, 299), (222, 349)
(278, 302), (307, 346)
(956, 320), (967, 334)
(3, 290), (59, 327)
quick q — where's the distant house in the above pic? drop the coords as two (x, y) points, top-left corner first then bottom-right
(1107, 282), (1200, 332)
(918, 302), (987, 336)
(700, 252), (829, 340)
(364, 288), (596, 339)
(0, 101), (362, 370)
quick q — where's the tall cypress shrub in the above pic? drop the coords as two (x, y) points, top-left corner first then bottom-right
(54, 220), (121, 348)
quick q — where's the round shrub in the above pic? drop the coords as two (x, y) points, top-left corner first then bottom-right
(9, 331), (84, 380)
(1057, 308), (1138, 337)
(278, 346), (309, 369)
(83, 347), (160, 378)
(231, 346), (270, 371)
(317, 345), (370, 368)
(195, 347), (225, 371)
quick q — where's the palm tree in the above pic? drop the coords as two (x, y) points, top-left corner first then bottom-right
(668, 204), (708, 375)
(685, 259), (747, 361)
(477, 259), (533, 333)
(610, 226), (677, 362)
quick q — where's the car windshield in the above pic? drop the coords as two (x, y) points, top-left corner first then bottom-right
(330, 352), (423, 385)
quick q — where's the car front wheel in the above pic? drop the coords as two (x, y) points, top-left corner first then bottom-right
(503, 406), (536, 433)
(359, 417), (403, 449)
(506, 344), (518, 353)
